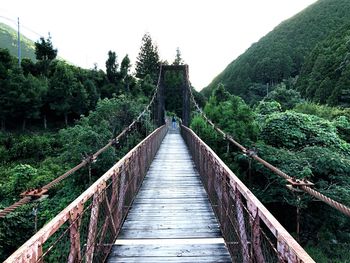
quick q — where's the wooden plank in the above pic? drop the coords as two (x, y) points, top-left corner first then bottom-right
(107, 131), (231, 262)
(133, 198), (209, 204)
(118, 229), (222, 239)
(108, 257), (232, 263)
(130, 203), (213, 209)
(122, 220), (219, 227)
(109, 244), (231, 257)
(125, 215), (217, 221)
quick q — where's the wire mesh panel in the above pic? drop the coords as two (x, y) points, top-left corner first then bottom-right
(5, 125), (168, 263)
(181, 125), (315, 263)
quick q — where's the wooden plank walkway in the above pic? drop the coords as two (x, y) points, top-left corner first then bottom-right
(107, 128), (231, 262)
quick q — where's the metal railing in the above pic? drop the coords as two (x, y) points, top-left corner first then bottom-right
(181, 124), (315, 263)
(5, 124), (168, 263)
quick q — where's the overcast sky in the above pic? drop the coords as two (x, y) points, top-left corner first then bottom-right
(1, 0), (317, 90)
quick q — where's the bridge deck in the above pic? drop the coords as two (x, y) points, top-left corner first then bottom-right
(107, 129), (231, 262)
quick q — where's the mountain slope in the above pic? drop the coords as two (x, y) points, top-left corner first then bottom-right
(0, 22), (36, 61)
(296, 24), (350, 107)
(202, 0), (350, 102)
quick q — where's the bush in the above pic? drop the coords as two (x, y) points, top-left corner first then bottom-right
(333, 116), (350, 142)
(294, 102), (350, 120)
(190, 115), (219, 148)
(8, 134), (58, 162)
(261, 111), (350, 153)
(255, 100), (282, 115)
(204, 84), (258, 145)
(266, 84), (303, 110)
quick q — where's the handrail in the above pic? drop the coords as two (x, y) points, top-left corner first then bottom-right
(181, 124), (315, 263)
(187, 85), (350, 218)
(5, 124), (168, 263)
(0, 67), (162, 218)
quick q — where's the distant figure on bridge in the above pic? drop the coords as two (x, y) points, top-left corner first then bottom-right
(172, 116), (176, 129)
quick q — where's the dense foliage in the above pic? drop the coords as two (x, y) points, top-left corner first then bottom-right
(297, 23), (350, 107)
(0, 33), (160, 260)
(0, 34), (151, 130)
(202, 0), (350, 105)
(0, 95), (154, 260)
(192, 84), (350, 262)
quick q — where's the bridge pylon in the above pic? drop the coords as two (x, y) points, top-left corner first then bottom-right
(156, 65), (191, 127)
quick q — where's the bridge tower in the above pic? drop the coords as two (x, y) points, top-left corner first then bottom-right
(155, 65), (191, 127)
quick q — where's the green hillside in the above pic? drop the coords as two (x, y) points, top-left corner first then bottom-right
(0, 22), (36, 61)
(203, 0), (350, 103)
(297, 24), (350, 107)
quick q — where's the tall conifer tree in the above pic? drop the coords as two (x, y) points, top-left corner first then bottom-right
(135, 33), (160, 84)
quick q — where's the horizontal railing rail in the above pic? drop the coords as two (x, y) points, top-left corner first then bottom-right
(181, 124), (315, 263)
(5, 124), (168, 263)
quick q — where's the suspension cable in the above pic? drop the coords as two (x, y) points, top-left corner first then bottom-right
(0, 67), (162, 218)
(187, 85), (350, 218)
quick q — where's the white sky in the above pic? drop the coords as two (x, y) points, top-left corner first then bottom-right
(0, 0), (317, 90)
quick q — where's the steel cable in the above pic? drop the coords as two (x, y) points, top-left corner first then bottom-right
(187, 85), (350, 218)
(0, 66), (162, 218)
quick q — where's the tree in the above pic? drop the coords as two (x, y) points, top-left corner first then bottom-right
(105, 50), (118, 84)
(0, 49), (14, 129)
(140, 74), (155, 97)
(70, 81), (88, 117)
(34, 36), (57, 61)
(48, 62), (75, 126)
(18, 74), (47, 130)
(135, 33), (160, 83)
(204, 84), (258, 144)
(255, 100), (282, 115)
(173, 47), (184, 65)
(21, 58), (38, 76)
(120, 55), (131, 80)
(120, 55), (133, 92)
(4, 68), (26, 129)
(266, 84), (303, 110)
(35, 35), (57, 76)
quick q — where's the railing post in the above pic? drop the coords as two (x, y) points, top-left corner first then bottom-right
(67, 204), (84, 263)
(277, 238), (298, 262)
(85, 183), (105, 263)
(116, 166), (127, 226)
(110, 170), (120, 226)
(252, 212), (266, 263)
(235, 187), (250, 263)
(180, 126), (315, 263)
(221, 170), (229, 242)
(246, 200), (265, 263)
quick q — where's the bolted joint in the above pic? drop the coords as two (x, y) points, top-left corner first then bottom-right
(245, 148), (258, 157)
(84, 154), (96, 164)
(20, 188), (48, 199)
(111, 138), (119, 148)
(287, 177), (314, 187)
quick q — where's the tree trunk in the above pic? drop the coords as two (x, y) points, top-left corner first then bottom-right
(43, 114), (47, 130)
(22, 119), (26, 131)
(64, 113), (68, 127)
(1, 119), (5, 131)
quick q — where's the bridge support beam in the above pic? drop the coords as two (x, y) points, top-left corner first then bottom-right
(155, 65), (191, 127)
(182, 65), (190, 127)
(156, 71), (165, 127)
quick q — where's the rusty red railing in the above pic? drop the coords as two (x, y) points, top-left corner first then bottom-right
(181, 125), (315, 263)
(5, 124), (168, 263)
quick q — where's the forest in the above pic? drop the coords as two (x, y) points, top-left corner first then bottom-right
(1, 0), (350, 260)
(196, 1), (350, 260)
(191, 84), (350, 262)
(0, 32), (164, 260)
(202, 0), (350, 107)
